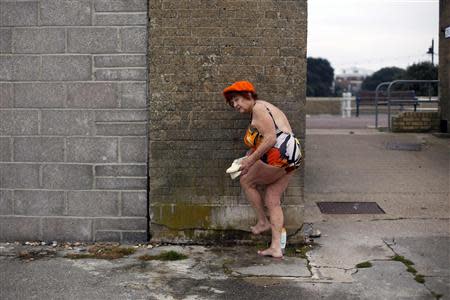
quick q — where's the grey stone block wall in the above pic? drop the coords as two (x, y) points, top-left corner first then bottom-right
(0, 0), (148, 243)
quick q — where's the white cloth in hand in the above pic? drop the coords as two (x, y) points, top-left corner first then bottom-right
(226, 157), (245, 180)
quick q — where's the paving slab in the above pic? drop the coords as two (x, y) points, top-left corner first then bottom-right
(306, 114), (388, 129)
(0, 257), (146, 300)
(424, 277), (450, 300)
(385, 235), (450, 298)
(309, 266), (357, 283)
(305, 133), (449, 196)
(307, 222), (394, 270)
(0, 243), (341, 300)
(232, 256), (310, 277)
(385, 236), (450, 277)
(353, 261), (433, 299)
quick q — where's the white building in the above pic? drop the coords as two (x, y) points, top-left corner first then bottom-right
(335, 67), (373, 95)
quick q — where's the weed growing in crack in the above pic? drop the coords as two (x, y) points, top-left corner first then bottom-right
(431, 291), (443, 299)
(392, 255), (414, 266)
(391, 254), (426, 284)
(414, 274), (425, 284)
(406, 265), (418, 274)
(355, 261), (372, 268)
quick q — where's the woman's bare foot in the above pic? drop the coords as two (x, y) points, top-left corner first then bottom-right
(257, 247), (283, 258)
(250, 222), (271, 235)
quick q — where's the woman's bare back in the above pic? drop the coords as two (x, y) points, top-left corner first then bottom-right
(255, 100), (293, 134)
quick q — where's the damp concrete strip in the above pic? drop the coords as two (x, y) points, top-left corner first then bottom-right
(231, 256), (310, 277)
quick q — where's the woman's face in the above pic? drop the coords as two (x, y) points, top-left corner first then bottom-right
(230, 94), (253, 113)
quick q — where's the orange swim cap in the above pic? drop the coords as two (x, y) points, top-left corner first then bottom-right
(223, 81), (256, 96)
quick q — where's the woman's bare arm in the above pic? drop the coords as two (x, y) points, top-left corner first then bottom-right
(240, 103), (276, 173)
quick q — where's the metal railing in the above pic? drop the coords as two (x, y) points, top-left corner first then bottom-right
(374, 82), (391, 128)
(386, 80), (439, 130)
(374, 80), (439, 129)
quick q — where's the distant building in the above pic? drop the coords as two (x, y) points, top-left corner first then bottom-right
(334, 67), (373, 95)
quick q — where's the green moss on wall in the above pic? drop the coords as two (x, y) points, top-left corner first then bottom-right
(151, 203), (213, 229)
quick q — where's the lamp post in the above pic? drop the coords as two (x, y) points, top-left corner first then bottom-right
(427, 39), (435, 65)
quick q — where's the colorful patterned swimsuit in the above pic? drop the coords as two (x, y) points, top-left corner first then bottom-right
(244, 107), (302, 172)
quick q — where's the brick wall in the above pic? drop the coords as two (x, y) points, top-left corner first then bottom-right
(0, 0), (148, 242)
(439, 1), (449, 133)
(148, 1), (307, 242)
(392, 112), (440, 132)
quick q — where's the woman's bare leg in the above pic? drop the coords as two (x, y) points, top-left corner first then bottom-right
(242, 186), (270, 234)
(257, 173), (293, 258)
(240, 161), (286, 235)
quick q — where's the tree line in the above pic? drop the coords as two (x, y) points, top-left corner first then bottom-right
(307, 57), (438, 97)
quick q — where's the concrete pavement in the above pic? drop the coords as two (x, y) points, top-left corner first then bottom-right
(303, 120), (449, 299)
(1, 118), (449, 299)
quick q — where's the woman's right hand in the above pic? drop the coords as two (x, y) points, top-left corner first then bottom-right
(239, 150), (254, 175)
(240, 156), (256, 175)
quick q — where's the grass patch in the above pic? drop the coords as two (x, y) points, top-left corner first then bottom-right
(65, 245), (136, 260)
(414, 274), (425, 284)
(65, 253), (95, 259)
(392, 255), (414, 266)
(254, 242), (270, 251)
(138, 250), (188, 261)
(284, 247), (298, 257)
(356, 261), (373, 268)
(18, 249), (57, 260)
(283, 244), (313, 259)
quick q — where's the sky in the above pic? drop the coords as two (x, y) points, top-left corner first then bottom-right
(307, 0), (440, 75)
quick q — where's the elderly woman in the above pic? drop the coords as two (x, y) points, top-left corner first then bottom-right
(223, 81), (302, 258)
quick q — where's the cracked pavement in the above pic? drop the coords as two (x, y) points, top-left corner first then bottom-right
(303, 129), (449, 299)
(1, 128), (449, 299)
